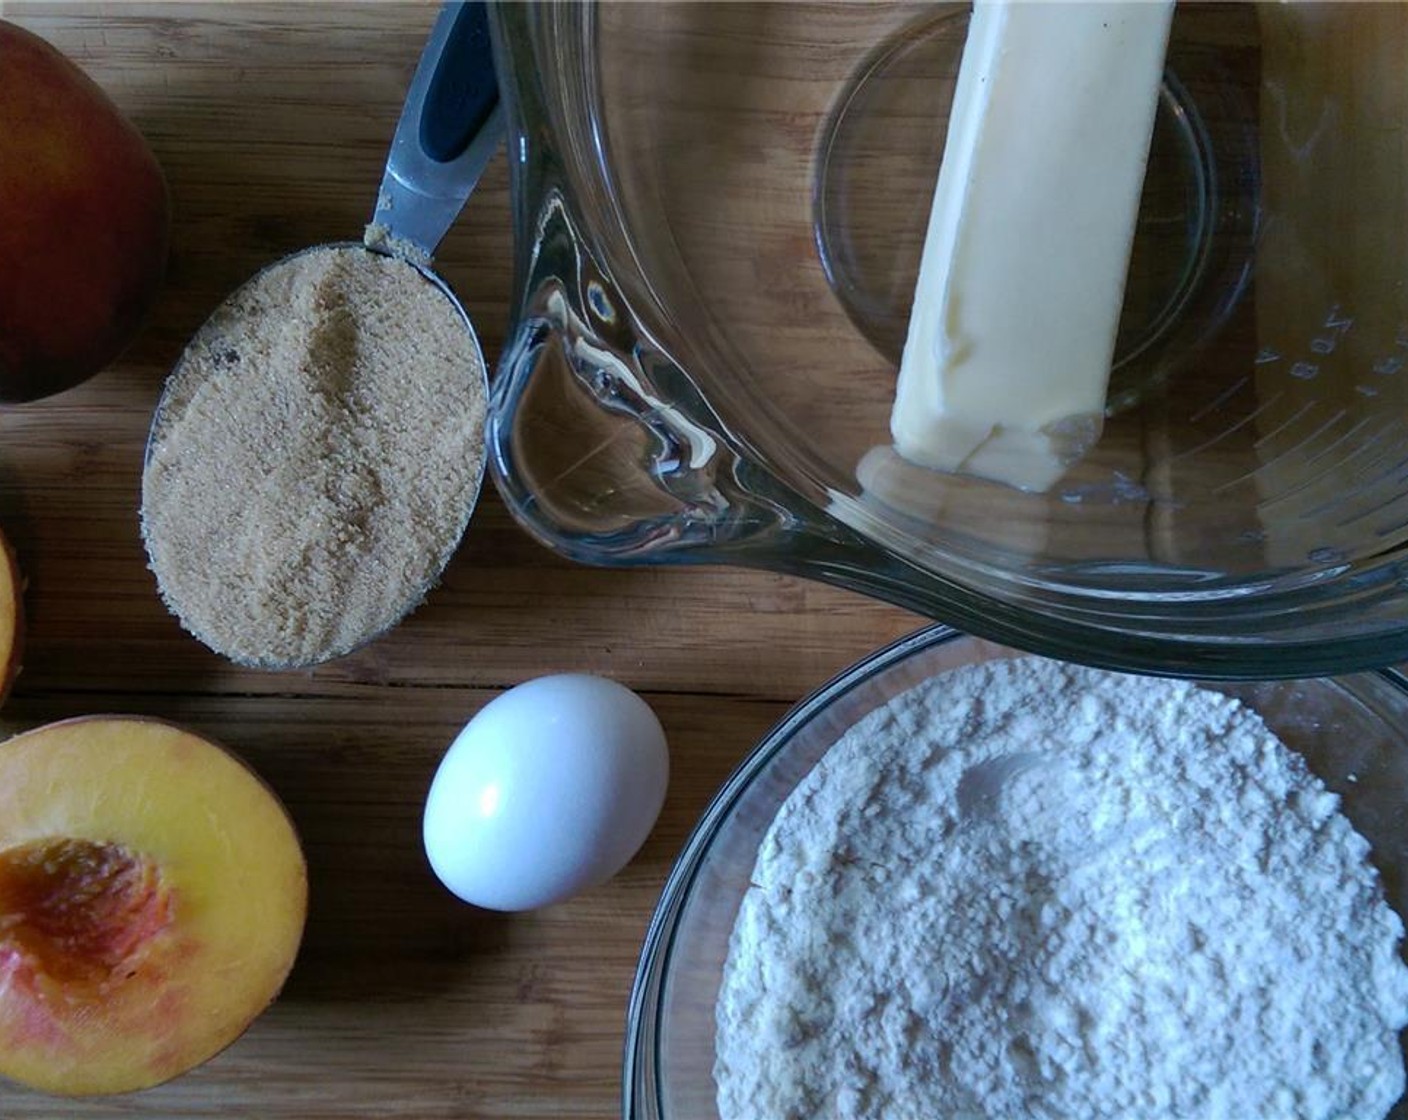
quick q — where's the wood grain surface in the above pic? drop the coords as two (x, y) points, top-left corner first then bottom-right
(0, 4), (919, 1116)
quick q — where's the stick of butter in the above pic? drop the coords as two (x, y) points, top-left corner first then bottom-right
(891, 0), (1174, 492)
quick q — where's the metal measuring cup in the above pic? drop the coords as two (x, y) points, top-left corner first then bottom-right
(141, 1), (503, 668)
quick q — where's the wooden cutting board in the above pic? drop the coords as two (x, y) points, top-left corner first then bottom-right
(0, 4), (919, 1116)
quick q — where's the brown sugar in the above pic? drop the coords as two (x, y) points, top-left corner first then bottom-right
(140, 245), (486, 668)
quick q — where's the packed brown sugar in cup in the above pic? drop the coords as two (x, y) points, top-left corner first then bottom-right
(141, 246), (486, 669)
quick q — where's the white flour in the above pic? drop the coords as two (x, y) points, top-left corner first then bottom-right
(715, 658), (1408, 1120)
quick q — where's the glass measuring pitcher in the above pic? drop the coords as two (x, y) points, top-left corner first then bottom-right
(485, 1), (1408, 680)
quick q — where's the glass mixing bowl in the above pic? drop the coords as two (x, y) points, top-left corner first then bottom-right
(623, 625), (1408, 1118)
(486, 2), (1408, 678)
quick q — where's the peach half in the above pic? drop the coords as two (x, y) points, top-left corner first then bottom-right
(0, 529), (20, 706)
(0, 717), (307, 1095)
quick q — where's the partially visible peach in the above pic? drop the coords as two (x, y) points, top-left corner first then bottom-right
(0, 20), (169, 403)
(0, 717), (307, 1095)
(0, 529), (22, 706)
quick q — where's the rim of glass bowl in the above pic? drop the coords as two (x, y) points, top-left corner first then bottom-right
(620, 623), (1408, 1118)
(490, 2), (1408, 678)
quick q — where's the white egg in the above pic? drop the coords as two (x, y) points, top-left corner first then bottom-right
(423, 673), (670, 911)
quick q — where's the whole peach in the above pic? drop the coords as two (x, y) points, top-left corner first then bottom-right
(0, 20), (169, 403)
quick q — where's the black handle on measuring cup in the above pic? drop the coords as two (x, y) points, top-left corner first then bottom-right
(420, 1), (499, 165)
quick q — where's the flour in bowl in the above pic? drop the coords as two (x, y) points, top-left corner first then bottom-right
(715, 658), (1408, 1120)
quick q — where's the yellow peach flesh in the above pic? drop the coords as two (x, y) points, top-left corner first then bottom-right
(0, 716), (306, 1095)
(0, 529), (20, 705)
